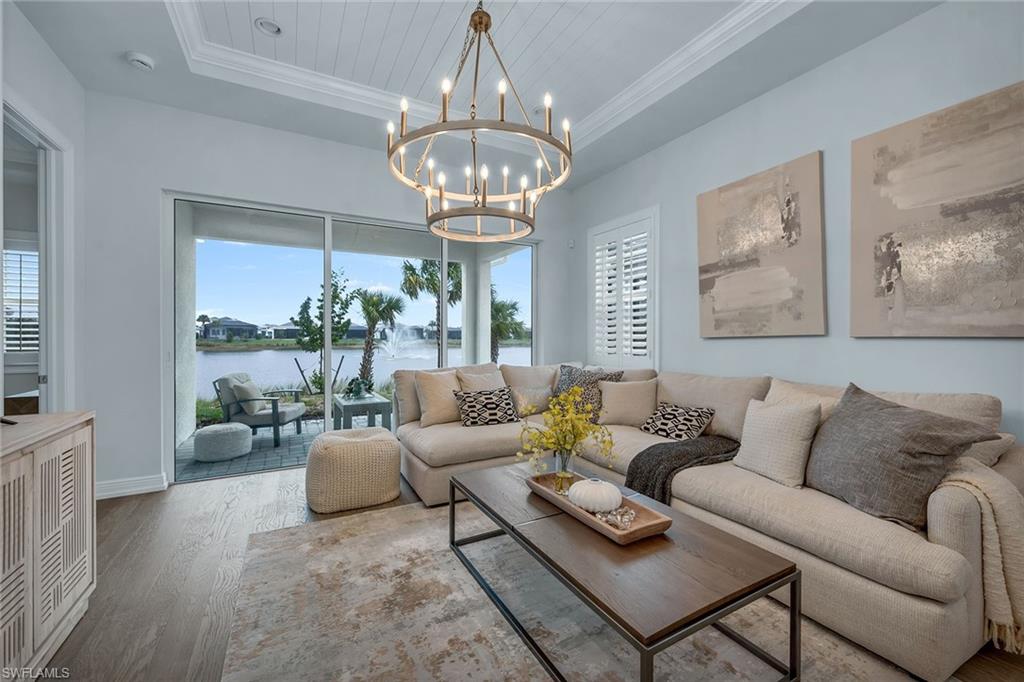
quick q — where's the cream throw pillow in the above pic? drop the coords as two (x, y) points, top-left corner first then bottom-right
(414, 370), (462, 427)
(734, 399), (821, 487)
(511, 386), (552, 415)
(232, 380), (267, 416)
(598, 379), (658, 427)
(457, 369), (506, 391)
(764, 378), (839, 422)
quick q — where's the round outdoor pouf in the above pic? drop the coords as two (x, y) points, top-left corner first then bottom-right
(305, 427), (400, 513)
(193, 422), (252, 462)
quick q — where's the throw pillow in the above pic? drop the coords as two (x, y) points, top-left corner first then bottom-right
(805, 384), (1000, 529)
(964, 432), (1017, 467)
(733, 400), (822, 487)
(763, 378), (840, 423)
(510, 386), (552, 415)
(457, 369), (506, 391)
(499, 364), (559, 391)
(414, 370), (461, 427)
(598, 379), (658, 427)
(232, 380), (266, 416)
(555, 365), (623, 422)
(454, 387), (520, 427)
(640, 402), (715, 440)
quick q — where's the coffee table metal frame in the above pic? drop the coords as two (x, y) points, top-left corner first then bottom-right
(449, 477), (802, 682)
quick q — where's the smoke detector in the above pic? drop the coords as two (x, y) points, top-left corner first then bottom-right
(254, 17), (283, 37)
(124, 51), (155, 72)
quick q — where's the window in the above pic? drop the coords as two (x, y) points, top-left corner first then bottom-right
(588, 211), (656, 369)
(3, 249), (40, 353)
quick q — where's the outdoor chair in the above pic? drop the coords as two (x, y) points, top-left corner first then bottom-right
(213, 372), (306, 447)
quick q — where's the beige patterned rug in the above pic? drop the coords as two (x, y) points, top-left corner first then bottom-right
(222, 502), (916, 681)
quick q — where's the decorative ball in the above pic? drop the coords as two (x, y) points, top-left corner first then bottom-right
(567, 478), (622, 513)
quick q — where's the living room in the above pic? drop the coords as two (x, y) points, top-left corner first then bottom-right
(1, 1), (1022, 680)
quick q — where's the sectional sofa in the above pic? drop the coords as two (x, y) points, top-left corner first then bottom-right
(391, 362), (1023, 681)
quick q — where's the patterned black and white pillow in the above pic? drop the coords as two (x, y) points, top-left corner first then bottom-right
(555, 365), (624, 422)
(641, 402), (715, 440)
(454, 387), (520, 427)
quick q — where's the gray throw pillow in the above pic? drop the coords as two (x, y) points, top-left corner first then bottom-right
(805, 384), (999, 529)
(555, 365), (623, 422)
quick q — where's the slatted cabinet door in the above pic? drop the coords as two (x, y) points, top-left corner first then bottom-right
(2, 453), (33, 670)
(32, 426), (93, 647)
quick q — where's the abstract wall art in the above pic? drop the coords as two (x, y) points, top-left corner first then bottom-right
(697, 151), (826, 337)
(851, 82), (1024, 337)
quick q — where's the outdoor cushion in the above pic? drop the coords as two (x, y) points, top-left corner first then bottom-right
(397, 414), (544, 467)
(231, 401), (306, 427)
(672, 462), (971, 603)
(414, 370), (462, 427)
(764, 377), (1002, 430)
(393, 363), (497, 426)
(656, 372), (770, 441)
(232, 379), (267, 416)
(214, 372), (253, 416)
(598, 379), (657, 427)
(578, 425), (675, 476)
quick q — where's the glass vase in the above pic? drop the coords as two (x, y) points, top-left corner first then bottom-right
(554, 450), (574, 494)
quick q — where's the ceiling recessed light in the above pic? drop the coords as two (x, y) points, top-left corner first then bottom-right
(124, 51), (155, 72)
(254, 17), (282, 37)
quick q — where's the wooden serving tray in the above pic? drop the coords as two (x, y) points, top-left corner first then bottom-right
(525, 472), (673, 545)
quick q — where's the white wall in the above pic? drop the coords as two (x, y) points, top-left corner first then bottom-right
(82, 92), (576, 490)
(565, 2), (1024, 436)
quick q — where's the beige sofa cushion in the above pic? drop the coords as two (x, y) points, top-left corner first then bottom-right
(394, 363), (497, 425)
(414, 370), (462, 427)
(500, 363), (559, 390)
(585, 365), (658, 382)
(598, 379), (658, 427)
(993, 445), (1024, 494)
(964, 433), (1016, 466)
(579, 425), (674, 476)
(672, 462), (971, 603)
(733, 400), (821, 487)
(457, 369), (506, 391)
(397, 414), (543, 467)
(510, 386), (552, 415)
(656, 372), (770, 441)
(765, 378), (1002, 430)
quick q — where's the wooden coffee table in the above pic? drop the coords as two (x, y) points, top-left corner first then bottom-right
(450, 465), (801, 681)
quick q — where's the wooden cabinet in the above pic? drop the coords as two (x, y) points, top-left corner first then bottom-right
(1, 412), (95, 670)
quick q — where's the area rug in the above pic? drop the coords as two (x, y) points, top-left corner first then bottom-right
(222, 502), (915, 681)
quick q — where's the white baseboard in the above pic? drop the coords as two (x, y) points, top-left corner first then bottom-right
(96, 473), (168, 500)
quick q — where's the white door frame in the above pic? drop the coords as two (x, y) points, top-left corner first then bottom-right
(3, 89), (77, 414)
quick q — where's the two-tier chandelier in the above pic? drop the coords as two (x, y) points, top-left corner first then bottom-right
(385, 1), (573, 243)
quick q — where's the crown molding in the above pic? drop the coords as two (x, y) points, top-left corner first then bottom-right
(163, 1), (535, 156)
(572, 0), (811, 150)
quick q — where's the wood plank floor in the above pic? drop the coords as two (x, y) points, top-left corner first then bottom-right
(50, 467), (1022, 681)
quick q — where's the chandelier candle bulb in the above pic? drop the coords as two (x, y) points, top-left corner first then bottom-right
(502, 165), (509, 193)
(544, 92), (553, 134)
(562, 118), (572, 153)
(535, 157), (543, 187)
(398, 145), (406, 175)
(508, 201), (516, 232)
(400, 97), (409, 135)
(480, 165), (489, 206)
(386, 120), (394, 151)
(427, 158), (435, 187)
(441, 78), (452, 121)
(498, 79), (507, 121)
(520, 174), (528, 210)
(438, 171), (446, 207)
(464, 165), (472, 193)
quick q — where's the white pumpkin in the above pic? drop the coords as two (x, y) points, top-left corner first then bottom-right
(567, 478), (622, 513)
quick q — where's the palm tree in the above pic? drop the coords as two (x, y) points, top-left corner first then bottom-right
(490, 286), (526, 363)
(400, 260), (462, 352)
(355, 289), (406, 385)
(196, 314), (211, 338)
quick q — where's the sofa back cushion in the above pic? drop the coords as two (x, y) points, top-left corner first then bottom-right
(585, 365), (657, 382)
(393, 363), (497, 426)
(499, 364), (560, 391)
(765, 377), (1002, 431)
(656, 372), (770, 441)
(457, 369), (506, 391)
(598, 379), (658, 427)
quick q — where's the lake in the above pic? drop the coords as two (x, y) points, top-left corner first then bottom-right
(195, 342), (532, 398)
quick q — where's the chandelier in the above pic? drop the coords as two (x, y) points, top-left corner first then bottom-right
(385, 1), (573, 243)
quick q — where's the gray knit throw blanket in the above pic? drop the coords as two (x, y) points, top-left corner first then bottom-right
(625, 436), (740, 504)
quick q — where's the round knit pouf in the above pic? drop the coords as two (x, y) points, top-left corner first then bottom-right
(305, 427), (400, 513)
(193, 422), (252, 462)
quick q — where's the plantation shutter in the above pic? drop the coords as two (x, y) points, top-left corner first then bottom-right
(587, 215), (656, 369)
(3, 250), (40, 353)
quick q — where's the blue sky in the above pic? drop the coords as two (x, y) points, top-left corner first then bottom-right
(195, 239), (532, 329)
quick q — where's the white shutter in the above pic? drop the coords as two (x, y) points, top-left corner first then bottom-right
(3, 250), (40, 353)
(587, 213), (656, 369)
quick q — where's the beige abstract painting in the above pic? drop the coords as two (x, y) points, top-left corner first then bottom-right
(851, 82), (1024, 337)
(697, 151), (826, 337)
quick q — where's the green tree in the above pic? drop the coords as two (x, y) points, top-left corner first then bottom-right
(292, 270), (355, 392)
(196, 314), (211, 338)
(489, 285), (526, 363)
(354, 289), (406, 385)
(400, 260), (463, 351)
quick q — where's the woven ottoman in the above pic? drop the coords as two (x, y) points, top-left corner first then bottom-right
(193, 422), (252, 462)
(305, 427), (400, 513)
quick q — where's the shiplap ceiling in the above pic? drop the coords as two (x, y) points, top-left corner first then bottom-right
(191, 1), (740, 127)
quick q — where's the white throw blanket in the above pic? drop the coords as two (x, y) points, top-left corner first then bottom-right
(939, 457), (1024, 653)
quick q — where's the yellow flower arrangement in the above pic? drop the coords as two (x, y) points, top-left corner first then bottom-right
(517, 386), (615, 492)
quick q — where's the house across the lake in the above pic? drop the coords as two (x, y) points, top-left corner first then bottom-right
(208, 317), (258, 340)
(261, 322), (300, 340)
